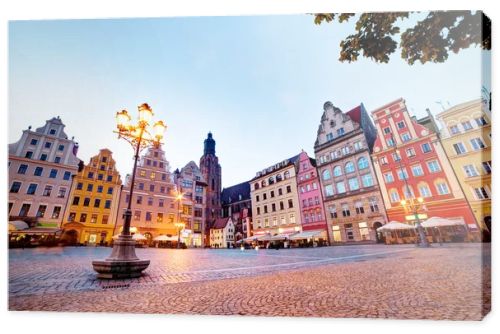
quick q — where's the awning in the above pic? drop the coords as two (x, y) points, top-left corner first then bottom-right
(10, 228), (62, 235)
(377, 221), (415, 232)
(8, 220), (30, 231)
(241, 235), (260, 243)
(421, 217), (465, 228)
(256, 234), (273, 241)
(153, 235), (177, 241)
(270, 233), (295, 241)
(289, 230), (324, 240)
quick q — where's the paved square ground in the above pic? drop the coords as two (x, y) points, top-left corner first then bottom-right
(9, 243), (491, 320)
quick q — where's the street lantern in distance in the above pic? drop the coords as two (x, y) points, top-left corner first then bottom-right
(92, 103), (166, 279)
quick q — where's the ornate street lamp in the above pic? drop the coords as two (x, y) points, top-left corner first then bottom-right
(400, 197), (429, 247)
(92, 103), (166, 279)
(174, 193), (184, 249)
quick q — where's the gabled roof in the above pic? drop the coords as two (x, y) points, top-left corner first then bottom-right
(221, 181), (251, 205)
(212, 217), (231, 229)
(346, 105), (361, 124)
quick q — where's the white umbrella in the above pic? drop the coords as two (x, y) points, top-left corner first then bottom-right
(132, 233), (147, 241)
(377, 221), (415, 232)
(421, 217), (464, 228)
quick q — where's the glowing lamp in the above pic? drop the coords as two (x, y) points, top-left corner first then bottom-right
(417, 197), (424, 203)
(116, 110), (131, 130)
(153, 120), (167, 139)
(138, 103), (153, 124)
(400, 199), (407, 206)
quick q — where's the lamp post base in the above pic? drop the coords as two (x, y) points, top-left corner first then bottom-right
(92, 235), (150, 279)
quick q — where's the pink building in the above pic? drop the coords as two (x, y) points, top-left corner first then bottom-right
(296, 151), (329, 243)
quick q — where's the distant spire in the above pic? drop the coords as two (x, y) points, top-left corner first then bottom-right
(203, 132), (216, 155)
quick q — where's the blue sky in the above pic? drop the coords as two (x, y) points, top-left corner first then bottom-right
(9, 14), (490, 188)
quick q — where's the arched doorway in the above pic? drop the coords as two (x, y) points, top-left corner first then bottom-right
(144, 232), (153, 246)
(62, 229), (79, 245)
(372, 222), (384, 243)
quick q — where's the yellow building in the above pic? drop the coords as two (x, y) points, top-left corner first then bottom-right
(61, 149), (122, 245)
(436, 99), (491, 238)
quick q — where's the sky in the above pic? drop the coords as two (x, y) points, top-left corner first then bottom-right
(8, 13), (491, 188)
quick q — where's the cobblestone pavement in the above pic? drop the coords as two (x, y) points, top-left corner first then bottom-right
(9, 243), (491, 320)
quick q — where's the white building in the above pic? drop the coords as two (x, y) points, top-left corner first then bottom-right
(209, 217), (235, 248)
(8, 117), (81, 228)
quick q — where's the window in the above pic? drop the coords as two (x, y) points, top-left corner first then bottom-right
(464, 165), (479, 177)
(256, 207), (261, 215)
(461, 121), (473, 131)
(83, 198), (90, 206)
(57, 187), (66, 198)
(325, 184), (334, 197)
(286, 185), (291, 193)
(386, 137), (395, 147)
(18, 164), (28, 174)
(25, 151), (33, 159)
(157, 213), (163, 223)
(369, 198), (379, 212)
(87, 172), (94, 179)
(40, 154), (48, 161)
(87, 184), (93, 192)
(68, 212), (76, 222)
(348, 177), (359, 191)
(470, 138), (486, 150)
(449, 125), (460, 134)
(288, 199), (294, 208)
(475, 117), (487, 126)
(97, 174), (104, 181)
(44, 142), (52, 149)
(392, 152), (401, 162)
(52, 206), (62, 219)
(145, 212), (152, 222)
(148, 197), (154, 206)
(361, 174), (374, 187)
(26, 183), (37, 195)
(43, 185), (53, 197)
(358, 157), (369, 170)
(453, 143), (467, 155)
(341, 146), (351, 155)
(355, 201), (364, 214)
(397, 169), (408, 180)
(418, 184), (432, 198)
(33, 167), (43, 176)
(383, 127), (391, 134)
(263, 193), (267, 200)
(389, 190), (400, 203)
(380, 156), (388, 165)
(345, 161), (355, 173)
(280, 201), (284, 210)
(332, 166), (342, 177)
(421, 143), (432, 153)
(289, 213), (296, 224)
(264, 205), (268, 214)
(384, 172), (394, 183)
(72, 196), (80, 206)
(326, 133), (334, 141)
(54, 156), (61, 164)
(49, 129), (56, 135)
(94, 199), (101, 208)
(336, 181), (346, 194)
(76, 182), (83, 190)
(58, 144), (64, 151)
(473, 187), (489, 199)
(482, 161), (492, 174)
(138, 183), (144, 190)
(134, 211), (141, 221)
(354, 141), (363, 151)
(19, 204), (31, 216)
(278, 188), (283, 196)
(328, 205), (337, 218)
(10, 181), (22, 193)
(337, 127), (345, 136)
(80, 213), (87, 223)
(270, 190), (275, 198)
(322, 169), (331, 181)
(406, 147), (416, 158)
(397, 121), (406, 129)
(30, 139), (38, 145)
(106, 175), (112, 182)
(403, 186), (415, 199)
(256, 195), (260, 202)
(342, 204), (350, 217)
(36, 205), (47, 218)
(359, 222), (370, 240)
(401, 132), (412, 142)
(284, 171), (290, 179)
(411, 165), (424, 177)
(427, 160), (441, 173)
(332, 225), (342, 242)
(96, 185), (103, 193)
(436, 182), (450, 195)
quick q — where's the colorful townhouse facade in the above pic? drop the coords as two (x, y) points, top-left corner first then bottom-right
(250, 155), (302, 238)
(174, 161), (208, 247)
(115, 146), (187, 243)
(221, 181), (253, 241)
(436, 99), (491, 239)
(314, 102), (387, 244)
(8, 117), (81, 230)
(209, 217), (235, 248)
(370, 98), (478, 233)
(296, 150), (329, 242)
(61, 149), (122, 245)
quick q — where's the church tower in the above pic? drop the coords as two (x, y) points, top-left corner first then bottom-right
(200, 132), (222, 244)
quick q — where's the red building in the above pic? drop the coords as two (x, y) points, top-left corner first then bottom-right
(296, 151), (329, 242)
(371, 98), (477, 231)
